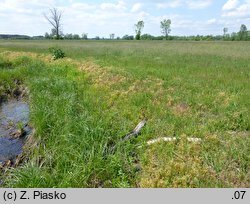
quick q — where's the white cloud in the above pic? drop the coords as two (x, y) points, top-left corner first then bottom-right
(100, 1), (126, 11)
(156, 0), (182, 9)
(131, 3), (143, 12)
(186, 0), (213, 9)
(222, 0), (250, 18)
(71, 3), (96, 11)
(156, 0), (213, 10)
(207, 18), (217, 24)
(222, 0), (239, 11)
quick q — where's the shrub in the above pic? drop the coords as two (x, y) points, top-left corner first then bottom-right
(49, 47), (65, 60)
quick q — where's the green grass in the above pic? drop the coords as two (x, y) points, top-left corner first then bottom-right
(0, 40), (249, 187)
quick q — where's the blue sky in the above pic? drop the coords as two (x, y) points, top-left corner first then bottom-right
(0, 0), (249, 37)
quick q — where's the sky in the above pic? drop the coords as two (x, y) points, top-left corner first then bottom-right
(0, 0), (249, 37)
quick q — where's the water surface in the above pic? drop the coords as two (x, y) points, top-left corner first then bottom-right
(0, 99), (31, 165)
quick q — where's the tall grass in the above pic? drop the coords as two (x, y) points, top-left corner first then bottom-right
(1, 57), (137, 187)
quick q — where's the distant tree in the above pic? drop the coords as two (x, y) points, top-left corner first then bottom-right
(231, 32), (238, 41)
(141, 34), (154, 40)
(110, 33), (115, 40)
(223, 27), (230, 40)
(134, 20), (144, 40)
(238, 24), (248, 40)
(82, 33), (88, 40)
(0, 34), (30, 40)
(73, 34), (80, 40)
(64, 33), (73, 40)
(154, 36), (164, 40)
(50, 28), (57, 38)
(223, 27), (228, 36)
(240, 24), (247, 32)
(195, 35), (202, 41)
(205, 35), (214, 41)
(45, 32), (50, 39)
(214, 35), (223, 40)
(44, 8), (63, 40)
(161, 19), (171, 40)
(95, 36), (100, 40)
(122, 35), (134, 40)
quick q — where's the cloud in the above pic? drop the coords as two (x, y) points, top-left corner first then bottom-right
(71, 3), (97, 11)
(207, 18), (217, 24)
(131, 3), (143, 12)
(156, 0), (213, 10)
(222, 0), (239, 11)
(222, 0), (250, 18)
(156, 0), (182, 9)
(100, 1), (127, 11)
(186, 0), (213, 9)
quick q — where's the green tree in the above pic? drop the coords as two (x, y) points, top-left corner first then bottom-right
(223, 27), (229, 40)
(110, 33), (115, 40)
(44, 32), (50, 39)
(134, 20), (144, 40)
(231, 32), (237, 41)
(223, 27), (228, 36)
(65, 33), (73, 39)
(73, 34), (80, 40)
(141, 34), (154, 40)
(122, 35), (134, 40)
(82, 33), (88, 40)
(161, 19), (171, 40)
(238, 24), (248, 40)
(50, 28), (57, 38)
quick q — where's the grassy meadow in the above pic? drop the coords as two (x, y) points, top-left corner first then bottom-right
(0, 40), (249, 187)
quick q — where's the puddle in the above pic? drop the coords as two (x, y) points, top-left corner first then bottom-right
(0, 99), (32, 166)
(0, 138), (24, 164)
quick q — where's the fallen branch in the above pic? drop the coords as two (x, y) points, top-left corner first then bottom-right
(122, 120), (147, 141)
(187, 137), (202, 143)
(147, 137), (177, 145)
(110, 120), (146, 152)
(145, 137), (202, 146)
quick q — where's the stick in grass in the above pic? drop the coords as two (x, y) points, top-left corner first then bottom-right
(111, 120), (146, 152)
(122, 120), (147, 141)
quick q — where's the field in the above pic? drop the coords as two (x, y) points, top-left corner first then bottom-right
(0, 40), (249, 187)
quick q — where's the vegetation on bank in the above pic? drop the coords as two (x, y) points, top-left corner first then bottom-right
(0, 40), (249, 187)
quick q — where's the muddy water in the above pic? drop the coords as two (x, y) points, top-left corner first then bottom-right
(0, 99), (31, 165)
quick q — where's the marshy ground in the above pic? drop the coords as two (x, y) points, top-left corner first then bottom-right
(0, 40), (249, 187)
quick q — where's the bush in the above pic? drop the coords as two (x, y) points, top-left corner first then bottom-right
(49, 47), (65, 60)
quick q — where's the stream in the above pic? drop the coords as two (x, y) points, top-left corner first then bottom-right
(0, 99), (32, 166)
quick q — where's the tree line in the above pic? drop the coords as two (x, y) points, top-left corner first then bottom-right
(43, 8), (250, 41)
(2, 8), (249, 41)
